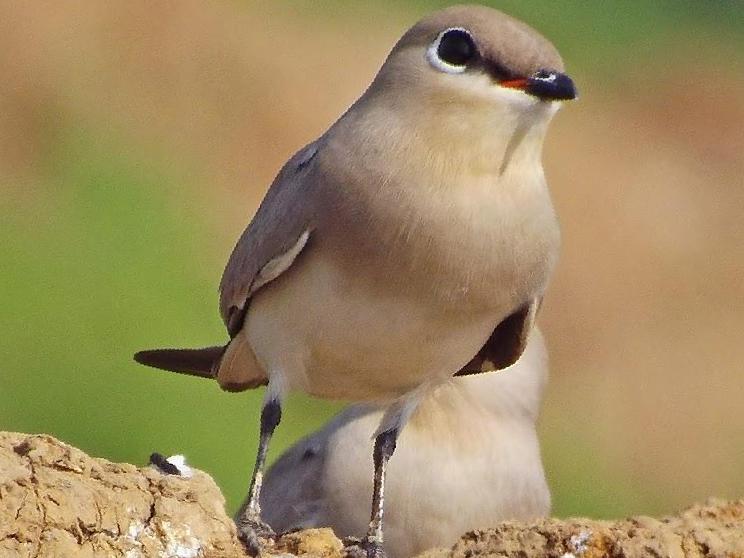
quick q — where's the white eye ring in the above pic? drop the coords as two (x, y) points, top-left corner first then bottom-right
(426, 27), (473, 75)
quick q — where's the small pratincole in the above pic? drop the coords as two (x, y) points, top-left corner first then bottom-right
(134, 5), (575, 557)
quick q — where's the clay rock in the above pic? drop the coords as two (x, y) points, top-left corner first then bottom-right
(2, 431), (743, 558)
(0, 431), (247, 558)
(272, 528), (344, 558)
(419, 499), (744, 558)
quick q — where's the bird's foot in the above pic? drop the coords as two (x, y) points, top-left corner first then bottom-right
(236, 514), (276, 557)
(343, 536), (386, 558)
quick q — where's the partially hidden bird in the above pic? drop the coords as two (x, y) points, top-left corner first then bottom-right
(134, 5), (576, 557)
(253, 330), (551, 558)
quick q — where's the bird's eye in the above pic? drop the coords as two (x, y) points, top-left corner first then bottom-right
(427, 28), (477, 74)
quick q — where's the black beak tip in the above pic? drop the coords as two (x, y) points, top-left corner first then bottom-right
(527, 70), (577, 101)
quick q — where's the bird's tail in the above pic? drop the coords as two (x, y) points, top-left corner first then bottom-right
(134, 346), (223, 378)
(134, 334), (268, 392)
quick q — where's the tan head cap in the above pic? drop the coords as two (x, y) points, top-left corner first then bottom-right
(395, 4), (564, 77)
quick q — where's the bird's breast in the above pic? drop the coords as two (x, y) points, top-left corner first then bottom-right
(322, 166), (560, 313)
(246, 160), (559, 399)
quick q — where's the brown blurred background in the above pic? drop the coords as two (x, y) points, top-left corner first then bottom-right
(2, 1), (743, 519)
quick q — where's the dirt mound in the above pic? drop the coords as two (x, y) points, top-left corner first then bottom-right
(2, 432), (742, 557)
(421, 499), (744, 558)
(0, 431), (244, 557)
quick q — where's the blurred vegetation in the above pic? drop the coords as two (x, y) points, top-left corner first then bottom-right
(2, 1), (743, 520)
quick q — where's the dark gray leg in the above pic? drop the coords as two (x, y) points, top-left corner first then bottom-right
(236, 397), (282, 556)
(362, 427), (399, 558)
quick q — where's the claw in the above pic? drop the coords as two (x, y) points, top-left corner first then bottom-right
(236, 515), (276, 557)
(343, 536), (386, 558)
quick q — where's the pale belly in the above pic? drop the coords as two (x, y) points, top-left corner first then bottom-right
(244, 255), (501, 401)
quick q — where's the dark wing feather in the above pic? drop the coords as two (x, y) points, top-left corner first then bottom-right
(456, 298), (540, 375)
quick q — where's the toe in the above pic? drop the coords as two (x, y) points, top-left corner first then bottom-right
(236, 516), (276, 557)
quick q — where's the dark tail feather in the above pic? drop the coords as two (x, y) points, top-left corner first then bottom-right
(133, 346), (225, 379)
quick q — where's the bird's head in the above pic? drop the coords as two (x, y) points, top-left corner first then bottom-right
(376, 5), (576, 108)
(361, 5), (576, 171)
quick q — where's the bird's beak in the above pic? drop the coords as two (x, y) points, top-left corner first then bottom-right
(501, 70), (577, 101)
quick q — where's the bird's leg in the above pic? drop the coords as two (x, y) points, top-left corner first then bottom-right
(361, 427), (399, 558)
(344, 387), (428, 558)
(236, 396), (282, 555)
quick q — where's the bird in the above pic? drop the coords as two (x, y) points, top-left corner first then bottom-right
(250, 330), (551, 558)
(134, 5), (575, 557)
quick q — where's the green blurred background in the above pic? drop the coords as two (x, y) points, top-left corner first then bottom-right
(2, 1), (743, 520)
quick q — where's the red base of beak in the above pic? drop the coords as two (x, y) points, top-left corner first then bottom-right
(500, 78), (529, 90)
